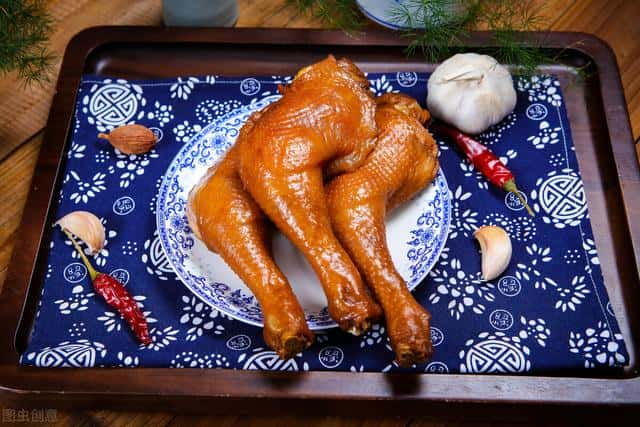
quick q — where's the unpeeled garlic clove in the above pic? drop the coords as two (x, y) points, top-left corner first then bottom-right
(55, 211), (105, 255)
(474, 225), (512, 281)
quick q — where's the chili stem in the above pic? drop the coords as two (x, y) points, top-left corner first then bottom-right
(61, 228), (98, 280)
(514, 191), (535, 217)
(503, 179), (534, 217)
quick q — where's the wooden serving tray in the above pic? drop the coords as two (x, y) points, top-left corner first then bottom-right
(1, 27), (639, 416)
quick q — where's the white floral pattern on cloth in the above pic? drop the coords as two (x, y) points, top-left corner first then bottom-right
(172, 120), (203, 143)
(527, 120), (561, 150)
(563, 248), (582, 265)
(112, 149), (160, 189)
(195, 99), (243, 123)
(67, 143), (87, 159)
(144, 325), (180, 352)
(369, 75), (399, 97)
(515, 243), (552, 289)
(359, 324), (386, 348)
(447, 185), (479, 239)
(569, 321), (627, 368)
(20, 73), (628, 372)
(170, 351), (230, 368)
(67, 171), (106, 204)
(116, 351), (140, 367)
(179, 295), (225, 342)
(148, 178), (163, 214)
(549, 275), (591, 312)
(54, 284), (94, 315)
(68, 322), (87, 338)
(517, 316), (551, 347)
(428, 258), (495, 320)
(548, 152), (565, 168)
(517, 75), (562, 107)
(170, 77), (200, 100)
(146, 101), (175, 127)
(582, 237), (600, 273)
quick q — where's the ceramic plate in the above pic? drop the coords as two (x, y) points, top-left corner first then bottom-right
(356, 0), (469, 30)
(157, 94), (451, 329)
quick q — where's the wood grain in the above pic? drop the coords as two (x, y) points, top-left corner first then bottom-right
(549, 0), (640, 141)
(0, 1), (639, 426)
(0, 134), (42, 291)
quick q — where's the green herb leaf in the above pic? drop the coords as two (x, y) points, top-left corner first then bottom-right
(288, 0), (365, 32)
(0, 0), (54, 86)
(288, 0), (564, 77)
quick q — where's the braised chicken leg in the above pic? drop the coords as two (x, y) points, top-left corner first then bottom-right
(187, 145), (313, 359)
(326, 93), (439, 366)
(237, 56), (382, 334)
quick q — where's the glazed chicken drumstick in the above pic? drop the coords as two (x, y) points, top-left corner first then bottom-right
(187, 143), (314, 359)
(326, 93), (439, 366)
(237, 56), (382, 334)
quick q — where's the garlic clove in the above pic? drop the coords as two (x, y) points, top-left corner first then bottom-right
(55, 211), (105, 255)
(98, 123), (156, 155)
(474, 225), (512, 281)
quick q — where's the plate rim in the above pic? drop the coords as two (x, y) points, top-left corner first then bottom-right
(355, 0), (414, 30)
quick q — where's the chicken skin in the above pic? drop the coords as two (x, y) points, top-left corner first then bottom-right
(186, 144), (314, 359)
(236, 56), (383, 334)
(326, 93), (439, 366)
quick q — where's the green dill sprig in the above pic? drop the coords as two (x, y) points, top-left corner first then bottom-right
(476, 0), (547, 76)
(387, 0), (481, 63)
(0, 0), (54, 85)
(288, 0), (568, 77)
(387, 0), (552, 76)
(288, 0), (365, 32)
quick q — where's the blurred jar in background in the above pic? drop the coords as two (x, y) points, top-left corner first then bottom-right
(163, 0), (238, 27)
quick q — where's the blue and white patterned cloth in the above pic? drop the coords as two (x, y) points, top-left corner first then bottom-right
(21, 71), (629, 373)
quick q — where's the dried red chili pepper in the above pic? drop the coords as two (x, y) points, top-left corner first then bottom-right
(61, 228), (152, 345)
(431, 121), (534, 216)
(92, 273), (152, 345)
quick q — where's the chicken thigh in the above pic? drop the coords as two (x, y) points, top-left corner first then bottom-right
(187, 144), (313, 359)
(325, 93), (439, 366)
(237, 56), (382, 334)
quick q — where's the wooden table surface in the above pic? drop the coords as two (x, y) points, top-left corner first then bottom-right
(0, 1), (638, 425)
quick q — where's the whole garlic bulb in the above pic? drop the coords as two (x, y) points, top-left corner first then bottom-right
(427, 53), (517, 134)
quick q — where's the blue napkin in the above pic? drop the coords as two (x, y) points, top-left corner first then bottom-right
(20, 72), (628, 373)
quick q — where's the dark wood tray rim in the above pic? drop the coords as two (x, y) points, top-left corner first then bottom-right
(1, 27), (639, 410)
